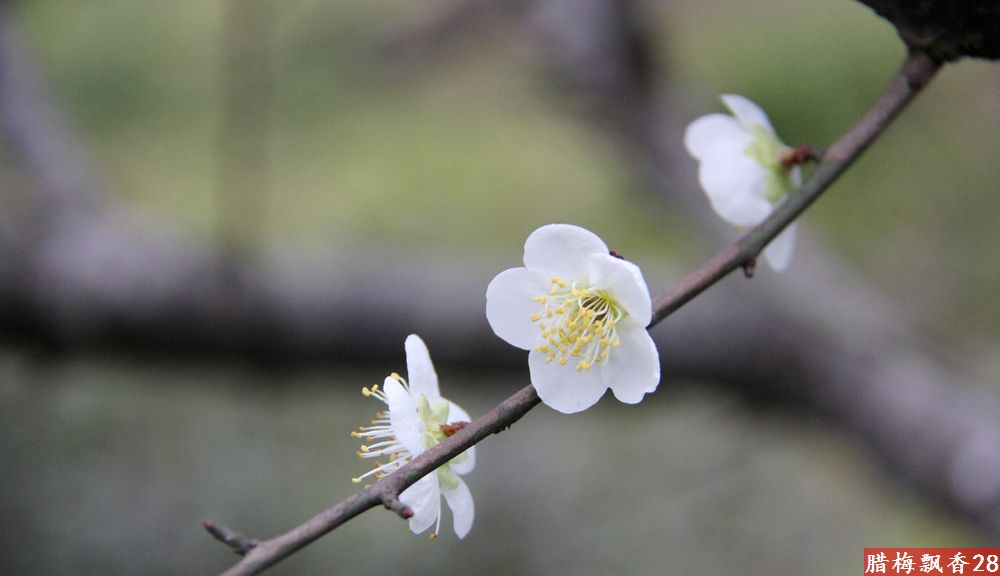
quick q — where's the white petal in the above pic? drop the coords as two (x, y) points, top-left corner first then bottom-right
(720, 94), (776, 135)
(586, 253), (651, 329)
(405, 334), (440, 404)
(528, 349), (608, 414)
(401, 473), (440, 535)
(445, 399), (471, 426)
(763, 222), (797, 272)
(790, 164), (803, 188)
(522, 224), (608, 279)
(485, 267), (550, 350)
(684, 113), (749, 160)
(698, 142), (772, 227)
(384, 377), (424, 457)
(442, 477), (475, 539)
(605, 327), (660, 404)
(445, 400), (476, 475)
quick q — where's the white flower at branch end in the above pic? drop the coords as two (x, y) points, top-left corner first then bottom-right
(684, 94), (802, 271)
(486, 224), (661, 414)
(352, 334), (475, 539)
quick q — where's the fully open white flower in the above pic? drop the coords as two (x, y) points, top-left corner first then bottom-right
(351, 335), (475, 539)
(486, 224), (660, 414)
(684, 94), (802, 271)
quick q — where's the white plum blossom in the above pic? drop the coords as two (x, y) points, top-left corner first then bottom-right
(352, 335), (475, 539)
(486, 224), (660, 414)
(684, 94), (802, 271)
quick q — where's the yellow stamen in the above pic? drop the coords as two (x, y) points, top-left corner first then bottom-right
(528, 277), (625, 370)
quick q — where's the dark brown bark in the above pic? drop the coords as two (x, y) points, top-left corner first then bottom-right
(857, 0), (1000, 61)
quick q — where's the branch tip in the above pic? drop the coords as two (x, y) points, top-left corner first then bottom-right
(203, 518), (259, 556)
(381, 495), (414, 519)
(742, 257), (757, 279)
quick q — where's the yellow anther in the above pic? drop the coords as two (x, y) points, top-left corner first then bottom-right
(360, 445), (369, 453)
(352, 477), (362, 484)
(530, 313), (541, 322)
(551, 277), (560, 284)
(555, 307), (566, 314)
(390, 373), (402, 382)
(546, 309), (554, 318)
(571, 289), (582, 297)
(350, 431), (360, 438)
(532, 295), (547, 303)
(558, 280), (567, 288)
(549, 287), (558, 295)
(612, 339), (621, 348)
(559, 358), (568, 366)
(545, 357), (554, 364)
(361, 386), (371, 397)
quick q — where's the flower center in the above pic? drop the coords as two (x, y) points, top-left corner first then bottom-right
(530, 277), (624, 371)
(745, 125), (796, 203)
(414, 393), (469, 490)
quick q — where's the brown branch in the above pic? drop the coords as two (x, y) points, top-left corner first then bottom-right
(854, 0), (1000, 62)
(208, 50), (941, 576)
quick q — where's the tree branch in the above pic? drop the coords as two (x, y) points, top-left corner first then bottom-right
(208, 49), (941, 576)
(855, 0), (1000, 62)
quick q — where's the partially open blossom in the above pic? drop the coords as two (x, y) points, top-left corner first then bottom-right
(352, 335), (475, 538)
(684, 94), (801, 271)
(486, 224), (660, 414)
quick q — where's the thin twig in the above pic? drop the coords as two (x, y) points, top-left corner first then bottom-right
(209, 50), (940, 576)
(203, 519), (259, 556)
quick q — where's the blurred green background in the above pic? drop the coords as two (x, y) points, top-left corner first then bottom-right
(1, 0), (998, 574)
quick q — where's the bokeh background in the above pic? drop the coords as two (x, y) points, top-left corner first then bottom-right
(1, 0), (998, 574)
